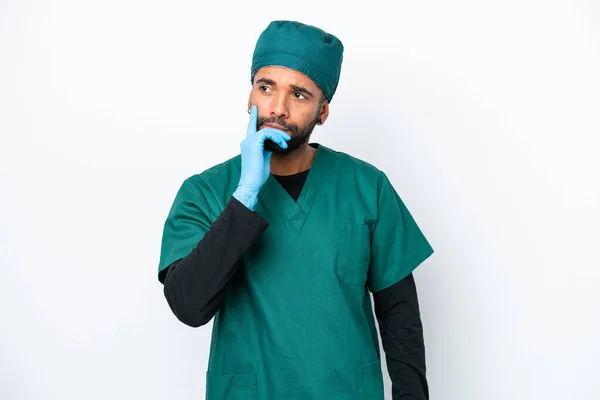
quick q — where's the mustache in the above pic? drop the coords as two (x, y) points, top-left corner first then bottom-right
(257, 117), (298, 132)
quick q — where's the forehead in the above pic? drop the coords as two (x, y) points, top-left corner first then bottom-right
(253, 66), (319, 90)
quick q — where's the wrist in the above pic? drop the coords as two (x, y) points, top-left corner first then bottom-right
(233, 186), (258, 211)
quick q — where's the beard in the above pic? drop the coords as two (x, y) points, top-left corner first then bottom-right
(257, 115), (319, 154)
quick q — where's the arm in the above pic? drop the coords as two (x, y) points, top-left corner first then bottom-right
(373, 273), (428, 400)
(162, 196), (268, 327)
(159, 105), (291, 327)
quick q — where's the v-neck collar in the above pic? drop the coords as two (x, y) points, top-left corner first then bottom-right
(257, 143), (332, 233)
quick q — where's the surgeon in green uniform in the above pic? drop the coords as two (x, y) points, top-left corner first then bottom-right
(158, 21), (434, 399)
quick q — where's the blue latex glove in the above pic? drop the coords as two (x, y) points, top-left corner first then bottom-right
(233, 105), (291, 210)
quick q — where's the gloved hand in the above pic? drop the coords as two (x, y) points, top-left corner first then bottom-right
(233, 105), (291, 210)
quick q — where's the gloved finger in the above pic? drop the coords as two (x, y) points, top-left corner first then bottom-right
(260, 128), (291, 147)
(261, 129), (290, 148)
(246, 105), (258, 136)
(258, 127), (291, 141)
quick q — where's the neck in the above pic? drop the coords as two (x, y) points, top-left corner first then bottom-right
(270, 143), (317, 176)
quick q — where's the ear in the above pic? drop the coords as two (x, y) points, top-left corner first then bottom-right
(316, 100), (329, 125)
(247, 92), (252, 110)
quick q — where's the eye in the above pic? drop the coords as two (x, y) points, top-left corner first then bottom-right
(293, 92), (306, 100)
(259, 85), (271, 93)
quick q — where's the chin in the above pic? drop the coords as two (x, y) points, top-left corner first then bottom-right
(264, 139), (292, 154)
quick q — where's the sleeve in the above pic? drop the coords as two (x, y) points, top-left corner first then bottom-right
(373, 273), (429, 399)
(157, 177), (215, 281)
(367, 172), (434, 293)
(161, 195), (269, 327)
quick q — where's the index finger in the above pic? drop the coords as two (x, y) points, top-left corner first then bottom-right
(246, 105), (258, 135)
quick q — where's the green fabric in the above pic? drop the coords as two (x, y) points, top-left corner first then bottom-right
(158, 144), (434, 399)
(250, 21), (344, 102)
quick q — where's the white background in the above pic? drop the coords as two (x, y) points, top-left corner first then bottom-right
(1, 0), (599, 399)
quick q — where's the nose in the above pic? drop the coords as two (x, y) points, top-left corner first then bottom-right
(269, 91), (289, 119)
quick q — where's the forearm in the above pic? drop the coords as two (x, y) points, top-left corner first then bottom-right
(163, 196), (268, 327)
(374, 273), (429, 399)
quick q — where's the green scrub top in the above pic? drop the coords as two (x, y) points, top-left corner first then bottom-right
(158, 144), (434, 400)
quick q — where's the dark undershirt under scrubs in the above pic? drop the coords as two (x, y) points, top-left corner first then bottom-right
(161, 169), (429, 400)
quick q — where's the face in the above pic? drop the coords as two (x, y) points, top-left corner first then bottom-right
(248, 66), (329, 153)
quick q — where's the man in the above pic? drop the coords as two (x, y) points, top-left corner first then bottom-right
(158, 20), (434, 400)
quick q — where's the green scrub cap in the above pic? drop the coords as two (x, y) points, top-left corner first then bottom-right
(251, 21), (344, 102)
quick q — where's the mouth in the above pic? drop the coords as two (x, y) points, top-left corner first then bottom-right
(262, 123), (288, 132)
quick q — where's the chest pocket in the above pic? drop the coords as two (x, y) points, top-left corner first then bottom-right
(335, 222), (371, 287)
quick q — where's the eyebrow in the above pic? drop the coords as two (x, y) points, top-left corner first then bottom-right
(255, 78), (315, 99)
(255, 77), (276, 86)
